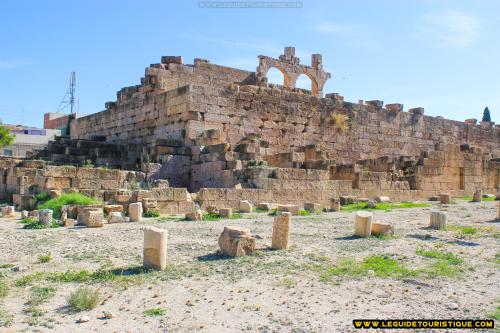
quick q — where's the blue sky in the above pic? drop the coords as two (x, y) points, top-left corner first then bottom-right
(0, 0), (498, 127)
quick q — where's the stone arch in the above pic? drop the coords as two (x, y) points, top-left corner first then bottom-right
(256, 46), (331, 97)
(293, 73), (319, 95)
(264, 66), (291, 87)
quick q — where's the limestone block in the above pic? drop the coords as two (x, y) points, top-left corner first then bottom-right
(340, 196), (357, 205)
(375, 196), (391, 203)
(219, 208), (233, 218)
(143, 226), (168, 270)
(129, 202), (143, 222)
(49, 189), (61, 198)
(108, 212), (125, 224)
(429, 211), (447, 230)
(1, 206), (15, 218)
(371, 222), (394, 236)
(206, 205), (218, 214)
(185, 209), (203, 221)
(63, 218), (76, 227)
(29, 210), (38, 219)
(472, 190), (482, 202)
(256, 202), (272, 211)
(439, 193), (451, 204)
(330, 198), (341, 212)
(354, 211), (373, 237)
(83, 210), (105, 228)
(304, 202), (321, 213)
(39, 209), (53, 227)
(272, 212), (291, 250)
(103, 205), (123, 214)
(76, 205), (102, 225)
(218, 226), (255, 257)
(238, 200), (253, 213)
(277, 204), (299, 215)
(21, 210), (29, 219)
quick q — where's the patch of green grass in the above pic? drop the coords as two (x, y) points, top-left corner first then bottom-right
(28, 287), (56, 306)
(0, 264), (15, 269)
(268, 208), (279, 216)
(143, 307), (165, 316)
(0, 309), (13, 327)
(21, 218), (60, 229)
(495, 253), (500, 265)
(0, 279), (8, 299)
(68, 287), (100, 311)
(297, 209), (312, 216)
(157, 215), (183, 222)
(416, 248), (464, 277)
(143, 209), (160, 218)
(31, 191), (51, 209)
(38, 253), (52, 263)
(201, 212), (244, 220)
(38, 193), (102, 218)
(320, 255), (416, 281)
(487, 306), (500, 320)
(416, 248), (464, 265)
(15, 272), (45, 287)
(230, 212), (244, 219)
(255, 208), (269, 213)
(459, 195), (496, 202)
(342, 201), (430, 212)
(446, 225), (479, 238)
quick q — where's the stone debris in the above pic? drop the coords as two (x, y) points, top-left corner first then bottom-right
(330, 198), (341, 212)
(439, 193), (451, 204)
(238, 200), (253, 213)
(271, 212), (291, 249)
(129, 202), (143, 222)
(219, 208), (233, 218)
(375, 196), (390, 203)
(277, 204), (299, 216)
(83, 210), (105, 228)
(108, 212), (125, 224)
(103, 205), (123, 214)
(185, 209), (203, 221)
(39, 209), (53, 227)
(472, 190), (482, 202)
(143, 226), (168, 270)
(218, 226), (255, 257)
(21, 210), (29, 219)
(303, 203), (321, 213)
(1, 206), (15, 218)
(256, 202), (272, 211)
(371, 222), (394, 236)
(354, 211), (373, 237)
(429, 211), (447, 230)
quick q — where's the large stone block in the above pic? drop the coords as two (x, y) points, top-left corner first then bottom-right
(238, 200), (253, 213)
(143, 226), (168, 270)
(39, 209), (53, 227)
(129, 202), (143, 222)
(185, 209), (203, 221)
(272, 212), (291, 250)
(354, 211), (373, 237)
(277, 204), (299, 215)
(429, 211), (446, 230)
(2, 206), (15, 218)
(76, 205), (103, 225)
(218, 226), (255, 257)
(371, 222), (393, 236)
(472, 190), (482, 202)
(83, 209), (105, 228)
(108, 212), (125, 224)
(303, 202), (321, 213)
(103, 205), (123, 214)
(439, 193), (451, 204)
(219, 208), (233, 218)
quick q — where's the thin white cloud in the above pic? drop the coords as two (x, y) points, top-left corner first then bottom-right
(420, 10), (482, 47)
(316, 22), (360, 36)
(0, 60), (36, 69)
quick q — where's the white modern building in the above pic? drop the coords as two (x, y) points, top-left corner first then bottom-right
(1, 125), (60, 157)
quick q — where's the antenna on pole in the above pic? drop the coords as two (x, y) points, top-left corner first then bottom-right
(57, 71), (76, 114)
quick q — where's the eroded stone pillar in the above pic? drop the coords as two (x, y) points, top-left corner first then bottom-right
(129, 202), (143, 222)
(39, 209), (53, 227)
(429, 211), (447, 230)
(143, 226), (168, 270)
(439, 193), (451, 204)
(272, 212), (291, 249)
(472, 190), (482, 202)
(354, 211), (373, 237)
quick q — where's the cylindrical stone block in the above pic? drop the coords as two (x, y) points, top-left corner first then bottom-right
(1, 206), (15, 217)
(429, 211), (447, 230)
(219, 208), (232, 218)
(472, 190), (482, 202)
(129, 202), (143, 222)
(354, 211), (373, 237)
(39, 209), (53, 227)
(143, 226), (168, 270)
(439, 193), (451, 204)
(272, 212), (291, 249)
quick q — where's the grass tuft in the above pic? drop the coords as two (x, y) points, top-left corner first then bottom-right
(143, 307), (165, 316)
(28, 287), (56, 306)
(416, 248), (464, 277)
(297, 209), (312, 216)
(20, 217), (60, 229)
(38, 193), (102, 218)
(68, 287), (100, 311)
(143, 209), (160, 218)
(342, 201), (430, 212)
(38, 253), (52, 263)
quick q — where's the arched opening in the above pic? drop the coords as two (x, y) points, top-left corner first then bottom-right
(265, 67), (287, 87)
(295, 74), (312, 91)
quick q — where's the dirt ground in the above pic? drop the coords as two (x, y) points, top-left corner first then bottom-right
(0, 199), (498, 333)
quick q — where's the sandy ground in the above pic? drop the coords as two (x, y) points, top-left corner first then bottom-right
(0, 200), (498, 333)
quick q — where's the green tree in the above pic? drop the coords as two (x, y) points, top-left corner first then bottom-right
(482, 106), (491, 122)
(0, 124), (14, 149)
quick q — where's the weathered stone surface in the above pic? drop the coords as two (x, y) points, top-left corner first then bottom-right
(1, 206), (15, 218)
(272, 212), (291, 249)
(49, 189), (61, 198)
(429, 211), (447, 230)
(439, 193), (451, 204)
(219, 208), (233, 218)
(472, 190), (482, 202)
(63, 218), (76, 227)
(371, 222), (394, 236)
(143, 226), (168, 270)
(77, 205), (102, 225)
(185, 209), (203, 221)
(304, 203), (321, 213)
(21, 210), (29, 219)
(354, 211), (373, 237)
(108, 212), (125, 223)
(83, 209), (105, 228)
(129, 202), (143, 222)
(340, 196), (357, 205)
(256, 202), (272, 211)
(218, 226), (255, 257)
(277, 204), (299, 215)
(39, 209), (53, 227)
(330, 198), (341, 212)
(206, 205), (218, 214)
(375, 196), (390, 203)
(238, 200), (253, 213)
(103, 205), (123, 214)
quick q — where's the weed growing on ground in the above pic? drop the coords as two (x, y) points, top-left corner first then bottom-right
(341, 202), (430, 212)
(143, 307), (165, 316)
(416, 248), (464, 277)
(28, 287), (56, 306)
(38, 193), (102, 217)
(143, 209), (160, 218)
(38, 253), (52, 263)
(20, 217), (60, 229)
(446, 225), (478, 238)
(0, 279), (8, 299)
(68, 287), (100, 311)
